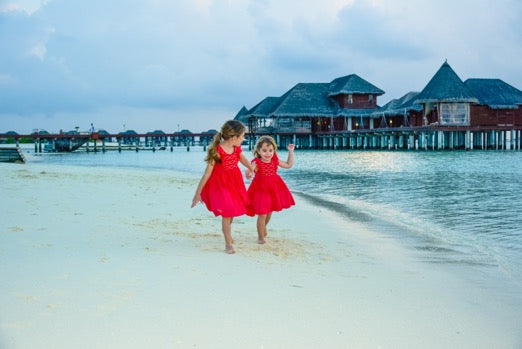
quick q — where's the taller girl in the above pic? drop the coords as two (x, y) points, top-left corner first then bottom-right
(191, 120), (255, 254)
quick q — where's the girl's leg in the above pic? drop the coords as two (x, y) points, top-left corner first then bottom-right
(264, 213), (272, 238)
(222, 217), (235, 254)
(230, 217), (234, 244)
(257, 214), (267, 244)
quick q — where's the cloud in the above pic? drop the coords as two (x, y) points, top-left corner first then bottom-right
(0, 0), (46, 14)
(0, 0), (521, 134)
(334, 1), (431, 60)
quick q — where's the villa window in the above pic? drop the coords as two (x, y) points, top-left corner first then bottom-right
(368, 95), (373, 102)
(348, 94), (353, 104)
(278, 118), (293, 128)
(439, 103), (470, 125)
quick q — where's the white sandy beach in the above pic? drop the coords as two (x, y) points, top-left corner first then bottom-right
(1, 162), (520, 348)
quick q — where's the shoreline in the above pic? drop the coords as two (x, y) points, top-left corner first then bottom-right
(1, 163), (521, 348)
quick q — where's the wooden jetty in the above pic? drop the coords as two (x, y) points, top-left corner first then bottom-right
(0, 147), (26, 163)
(1, 125), (521, 154)
(0, 132), (216, 153)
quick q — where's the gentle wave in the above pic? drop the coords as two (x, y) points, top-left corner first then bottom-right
(293, 190), (495, 267)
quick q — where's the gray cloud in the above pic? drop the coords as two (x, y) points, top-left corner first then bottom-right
(1, 0), (521, 133)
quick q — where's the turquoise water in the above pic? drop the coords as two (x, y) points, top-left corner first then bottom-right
(286, 151), (522, 284)
(27, 147), (522, 294)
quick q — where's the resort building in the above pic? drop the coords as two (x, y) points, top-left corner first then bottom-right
(412, 61), (522, 128)
(236, 74), (385, 134)
(236, 61), (522, 150)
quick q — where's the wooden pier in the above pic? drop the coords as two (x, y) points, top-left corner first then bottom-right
(1, 125), (521, 153)
(0, 132), (214, 153)
(0, 147), (26, 163)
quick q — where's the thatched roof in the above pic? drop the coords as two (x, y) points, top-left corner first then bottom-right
(242, 73), (385, 119)
(376, 91), (423, 116)
(465, 79), (522, 109)
(233, 106), (249, 122)
(415, 61), (478, 104)
(270, 83), (336, 117)
(147, 130), (166, 135)
(247, 97), (281, 117)
(328, 74), (384, 96)
(32, 130), (49, 135)
(204, 129), (218, 134)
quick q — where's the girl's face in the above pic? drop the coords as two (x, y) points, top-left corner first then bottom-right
(232, 132), (245, 146)
(258, 142), (275, 162)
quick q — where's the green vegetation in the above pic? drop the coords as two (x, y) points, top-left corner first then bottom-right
(1, 138), (34, 144)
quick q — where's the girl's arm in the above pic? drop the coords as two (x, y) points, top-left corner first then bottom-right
(239, 152), (255, 179)
(279, 144), (294, 169)
(191, 162), (214, 207)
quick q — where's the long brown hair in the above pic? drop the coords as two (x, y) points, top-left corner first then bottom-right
(252, 135), (277, 158)
(205, 120), (246, 163)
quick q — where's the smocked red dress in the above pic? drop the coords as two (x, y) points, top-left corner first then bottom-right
(200, 145), (249, 217)
(247, 153), (295, 216)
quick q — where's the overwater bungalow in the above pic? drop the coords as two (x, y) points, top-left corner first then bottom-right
(373, 92), (423, 128)
(414, 61), (480, 127)
(199, 129), (218, 144)
(97, 129), (112, 142)
(145, 130), (167, 146)
(173, 129), (195, 146)
(236, 61), (522, 150)
(237, 74), (384, 135)
(118, 130), (138, 145)
(465, 78), (522, 127)
(409, 61), (522, 128)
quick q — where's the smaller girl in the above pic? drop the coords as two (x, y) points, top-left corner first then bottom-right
(191, 120), (255, 254)
(247, 136), (295, 244)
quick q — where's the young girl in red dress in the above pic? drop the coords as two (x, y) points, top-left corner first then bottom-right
(191, 120), (255, 254)
(247, 136), (295, 244)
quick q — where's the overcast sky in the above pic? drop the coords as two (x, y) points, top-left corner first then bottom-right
(1, 0), (521, 134)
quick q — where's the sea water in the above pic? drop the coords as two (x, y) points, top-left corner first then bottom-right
(25, 146), (522, 303)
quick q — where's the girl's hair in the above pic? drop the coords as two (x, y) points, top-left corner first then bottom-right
(253, 135), (277, 158)
(205, 120), (246, 163)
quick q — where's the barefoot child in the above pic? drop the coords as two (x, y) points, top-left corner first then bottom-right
(247, 136), (295, 244)
(191, 120), (255, 254)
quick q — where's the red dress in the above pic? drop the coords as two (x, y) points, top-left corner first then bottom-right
(247, 153), (295, 216)
(201, 145), (249, 217)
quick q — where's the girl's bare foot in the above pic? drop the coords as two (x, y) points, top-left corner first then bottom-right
(257, 238), (266, 244)
(225, 244), (236, 254)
